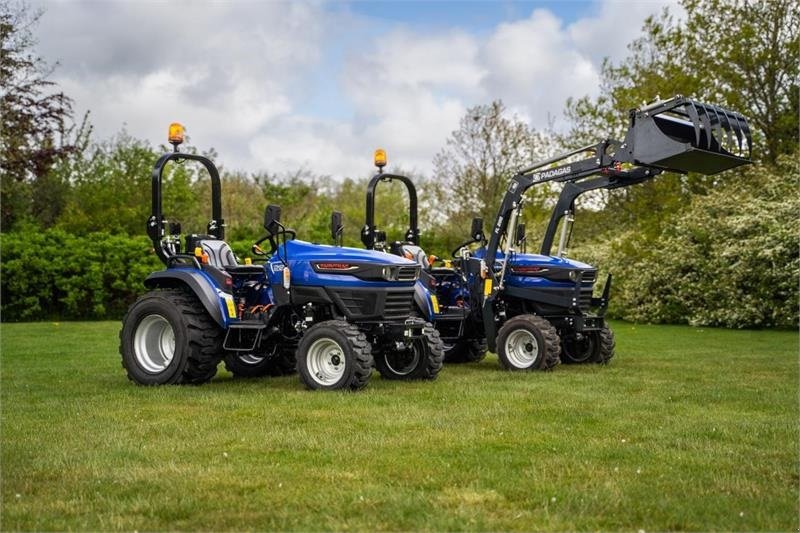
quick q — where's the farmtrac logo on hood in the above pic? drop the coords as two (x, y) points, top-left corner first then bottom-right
(530, 165), (572, 182)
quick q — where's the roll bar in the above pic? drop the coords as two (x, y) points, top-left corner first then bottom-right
(361, 172), (419, 249)
(147, 152), (225, 265)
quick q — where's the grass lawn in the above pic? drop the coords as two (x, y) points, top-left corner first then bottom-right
(0, 320), (797, 531)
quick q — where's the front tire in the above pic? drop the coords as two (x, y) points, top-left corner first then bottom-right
(296, 321), (373, 391)
(496, 315), (560, 371)
(561, 326), (616, 364)
(119, 289), (224, 385)
(375, 323), (445, 380)
(597, 326), (615, 364)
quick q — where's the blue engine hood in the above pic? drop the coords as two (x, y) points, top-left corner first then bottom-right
(471, 246), (593, 269)
(278, 240), (416, 265)
(267, 239), (419, 288)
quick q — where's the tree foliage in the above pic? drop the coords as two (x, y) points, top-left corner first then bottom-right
(432, 101), (558, 244)
(565, 0), (799, 164)
(561, 0), (799, 248)
(0, 2), (85, 230)
(572, 150), (799, 329)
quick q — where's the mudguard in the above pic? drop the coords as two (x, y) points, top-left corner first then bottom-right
(143, 269), (231, 327)
(413, 281), (435, 321)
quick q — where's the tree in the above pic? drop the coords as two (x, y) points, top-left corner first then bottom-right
(561, 0), (799, 243)
(572, 148), (799, 328)
(565, 0), (799, 164)
(432, 101), (557, 249)
(0, 2), (82, 230)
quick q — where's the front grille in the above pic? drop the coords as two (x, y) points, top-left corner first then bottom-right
(581, 270), (597, 284)
(579, 288), (593, 310)
(326, 288), (414, 321)
(384, 291), (414, 320)
(396, 265), (419, 282)
(337, 292), (378, 317)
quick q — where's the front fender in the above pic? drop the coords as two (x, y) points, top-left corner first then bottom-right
(144, 268), (230, 328)
(413, 281), (435, 321)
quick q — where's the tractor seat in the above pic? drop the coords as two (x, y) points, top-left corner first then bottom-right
(198, 240), (265, 275)
(199, 239), (238, 268)
(400, 244), (430, 270)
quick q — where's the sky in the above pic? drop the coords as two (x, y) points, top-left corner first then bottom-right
(32, 0), (678, 179)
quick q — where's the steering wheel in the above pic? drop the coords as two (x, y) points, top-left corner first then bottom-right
(451, 239), (479, 258)
(252, 228), (297, 256)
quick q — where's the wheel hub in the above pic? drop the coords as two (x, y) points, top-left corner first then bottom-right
(563, 334), (595, 363)
(133, 314), (175, 373)
(306, 338), (346, 386)
(384, 341), (421, 376)
(504, 329), (539, 369)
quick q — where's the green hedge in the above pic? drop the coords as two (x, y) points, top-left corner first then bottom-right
(0, 231), (282, 322)
(571, 153), (799, 329)
(1, 230), (162, 321)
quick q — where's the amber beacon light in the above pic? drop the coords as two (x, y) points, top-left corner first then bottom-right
(168, 122), (185, 150)
(374, 148), (387, 170)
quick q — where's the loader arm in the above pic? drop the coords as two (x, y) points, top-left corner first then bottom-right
(540, 168), (657, 256)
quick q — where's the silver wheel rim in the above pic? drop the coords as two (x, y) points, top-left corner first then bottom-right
(385, 342), (421, 376)
(306, 338), (346, 386)
(134, 314), (175, 373)
(504, 329), (539, 368)
(238, 353), (265, 365)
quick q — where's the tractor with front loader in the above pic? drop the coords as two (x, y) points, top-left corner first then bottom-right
(477, 95), (752, 370)
(361, 96), (752, 371)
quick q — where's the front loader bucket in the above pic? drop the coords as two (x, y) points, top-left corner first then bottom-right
(624, 96), (751, 175)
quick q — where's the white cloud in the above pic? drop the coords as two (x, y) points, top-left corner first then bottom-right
(568, 0), (683, 65)
(34, 1), (330, 171)
(32, 0), (675, 178)
(481, 8), (601, 129)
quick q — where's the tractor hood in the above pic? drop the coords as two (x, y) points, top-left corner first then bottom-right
(472, 246), (592, 270)
(472, 246), (596, 286)
(268, 239), (420, 287)
(507, 252), (592, 270)
(279, 239), (416, 265)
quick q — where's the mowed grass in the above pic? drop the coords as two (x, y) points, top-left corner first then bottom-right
(0, 321), (797, 531)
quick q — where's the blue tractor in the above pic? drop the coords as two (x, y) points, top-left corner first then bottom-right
(119, 124), (443, 390)
(475, 96), (752, 370)
(363, 96), (752, 371)
(360, 151), (487, 364)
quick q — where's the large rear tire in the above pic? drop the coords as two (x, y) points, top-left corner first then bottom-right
(119, 289), (224, 385)
(496, 315), (560, 371)
(375, 323), (445, 380)
(296, 321), (373, 391)
(443, 337), (488, 364)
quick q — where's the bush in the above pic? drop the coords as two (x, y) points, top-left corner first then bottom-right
(571, 153), (799, 328)
(1, 229), (161, 321)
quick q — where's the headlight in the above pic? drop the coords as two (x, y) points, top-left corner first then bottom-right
(382, 266), (394, 280)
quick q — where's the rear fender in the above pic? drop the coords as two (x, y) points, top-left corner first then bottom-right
(144, 269), (232, 327)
